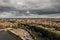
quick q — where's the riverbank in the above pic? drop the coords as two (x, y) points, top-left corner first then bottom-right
(7, 28), (33, 40)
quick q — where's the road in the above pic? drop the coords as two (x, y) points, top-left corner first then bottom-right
(0, 31), (17, 40)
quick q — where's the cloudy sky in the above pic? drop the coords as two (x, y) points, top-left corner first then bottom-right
(0, 0), (60, 18)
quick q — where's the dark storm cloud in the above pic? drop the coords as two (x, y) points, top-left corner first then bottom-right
(0, 0), (60, 18)
(0, 0), (53, 10)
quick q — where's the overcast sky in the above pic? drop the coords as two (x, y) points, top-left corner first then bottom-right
(0, 0), (60, 18)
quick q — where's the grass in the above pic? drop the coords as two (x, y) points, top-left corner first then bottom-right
(13, 23), (60, 40)
(18, 23), (50, 40)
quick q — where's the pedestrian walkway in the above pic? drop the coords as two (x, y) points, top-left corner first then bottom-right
(9, 29), (33, 40)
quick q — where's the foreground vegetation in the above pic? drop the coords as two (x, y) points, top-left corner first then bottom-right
(15, 22), (60, 40)
(17, 23), (50, 40)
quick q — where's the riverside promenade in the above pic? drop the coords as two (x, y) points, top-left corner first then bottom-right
(8, 29), (33, 40)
